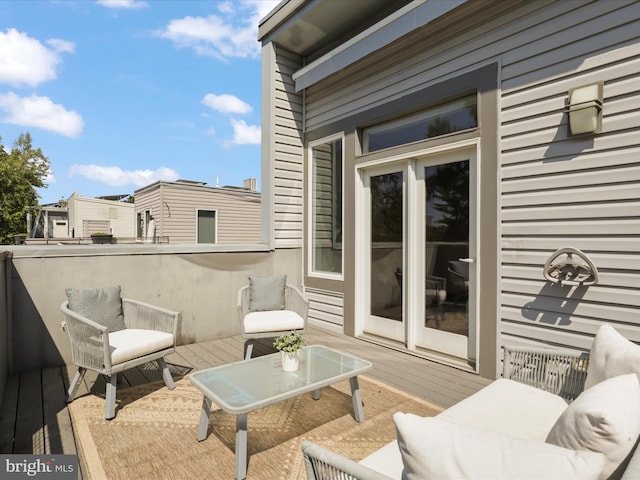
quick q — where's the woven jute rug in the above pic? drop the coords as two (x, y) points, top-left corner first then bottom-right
(69, 375), (442, 479)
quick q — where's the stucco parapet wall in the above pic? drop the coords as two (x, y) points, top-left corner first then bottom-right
(2, 243), (272, 259)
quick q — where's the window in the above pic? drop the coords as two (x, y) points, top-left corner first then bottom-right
(363, 95), (477, 153)
(143, 210), (154, 240)
(197, 210), (216, 243)
(310, 136), (343, 276)
(136, 213), (143, 239)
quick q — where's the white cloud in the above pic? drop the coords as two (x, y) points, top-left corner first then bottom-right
(95, 0), (148, 9)
(44, 169), (56, 184)
(205, 127), (216, 136)
(0, 28), (73, 87)
(47, 38), (75, 53)
(243, 0), (281, 22)
(230, 118), (260, 145)
(69, 165), (179, 187)
(0, 92), (84, 138)
(202, 93), (252, 114)
(217, 2), (235, 15)
(156, 0), (280, 60)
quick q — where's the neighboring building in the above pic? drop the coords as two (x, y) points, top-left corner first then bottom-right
(134, 179), (261, 244)
(27, 193), (135, 240)
(67, 192), (135, 239)
(26, 200), (69, 239)
(258, 0), (640, 379)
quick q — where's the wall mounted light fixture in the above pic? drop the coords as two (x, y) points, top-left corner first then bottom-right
(567, 82), (603, 135)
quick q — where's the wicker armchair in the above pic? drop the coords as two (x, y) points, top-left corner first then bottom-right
(61, 297), (180, 419)
(237, 278), (308, 359)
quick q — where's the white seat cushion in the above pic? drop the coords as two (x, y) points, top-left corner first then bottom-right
(437, 378), (569, 442)
(243, 310), (304, 334)
(359, 440), (403, 478)
(108, 329), (174, 364)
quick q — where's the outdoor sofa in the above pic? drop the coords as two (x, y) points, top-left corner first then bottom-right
(303, 324), (640, 479)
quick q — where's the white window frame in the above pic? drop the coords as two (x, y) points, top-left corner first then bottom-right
(307, 132), (345, 280)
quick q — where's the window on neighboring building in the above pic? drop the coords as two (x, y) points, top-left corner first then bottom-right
(144, 210), (154, 240)
(310, 136), (343, 276)
(197, 210), (216, 243)
(363, 94), (477, 153)
(136, 213), (143, 239)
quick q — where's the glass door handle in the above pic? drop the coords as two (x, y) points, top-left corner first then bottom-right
(458, 258), (475, 263)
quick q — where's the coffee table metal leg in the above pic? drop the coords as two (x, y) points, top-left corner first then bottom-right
(311, 389), (320, 400)
(236, 414), (248, 479)
(197, 397), (212, 441)
(350, 376), (365, 422)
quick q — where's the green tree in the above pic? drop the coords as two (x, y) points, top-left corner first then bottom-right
(0, 133), (50, 244)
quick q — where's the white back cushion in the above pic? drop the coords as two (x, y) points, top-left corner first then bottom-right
(585, 324), (640, 389)
(547, 373), (640, 480)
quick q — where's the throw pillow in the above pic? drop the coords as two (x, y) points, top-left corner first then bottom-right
(394, 413), (605, 480)
(66, 285), (126, 332)
(585, 324), (640, 389)
(546, 373), (640, 480)
(248, 275), (286, 312)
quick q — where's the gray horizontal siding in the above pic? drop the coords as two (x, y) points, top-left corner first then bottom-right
(497, 0), (640, 349)
(297, 0), (640, 349)
(272, 46), (304, 248)
(306, 287), (344, 327)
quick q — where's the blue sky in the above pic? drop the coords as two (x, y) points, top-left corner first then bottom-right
(0, 0), (280, 204)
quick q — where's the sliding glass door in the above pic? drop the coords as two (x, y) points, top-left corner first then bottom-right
(362, 147), (477, 363)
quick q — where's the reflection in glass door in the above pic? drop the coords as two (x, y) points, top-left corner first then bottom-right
(365, 169), (404, 341)
(417, 158), (472, 359)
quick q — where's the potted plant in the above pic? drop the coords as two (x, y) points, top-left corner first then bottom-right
(91, 232), (113, 244)
(273, 331), (306, 372)
(13, 233), (28, 245)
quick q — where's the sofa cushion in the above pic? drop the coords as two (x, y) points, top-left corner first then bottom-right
(585, 324), (640, 389)
(546, 373), (640, 480)
(66, 285), (126, 332)
(436, 378), (569, 442)
(242, 310), (304, 334)
(248, 275), (286, 312)
(359, 440), (403, 478)
(394, 413), (605, 480)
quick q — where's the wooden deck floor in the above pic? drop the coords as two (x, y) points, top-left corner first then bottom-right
(0, 323), (491, 478)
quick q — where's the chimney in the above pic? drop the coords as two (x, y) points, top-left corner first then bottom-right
(243, 178), (257, 191)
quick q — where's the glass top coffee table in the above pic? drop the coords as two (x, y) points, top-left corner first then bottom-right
(189, 345), (373, 479)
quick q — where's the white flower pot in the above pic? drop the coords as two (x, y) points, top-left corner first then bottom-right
(280, 351), (300, 372)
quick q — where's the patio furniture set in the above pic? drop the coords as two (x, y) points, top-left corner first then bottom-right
(60, 277), (640, 480)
